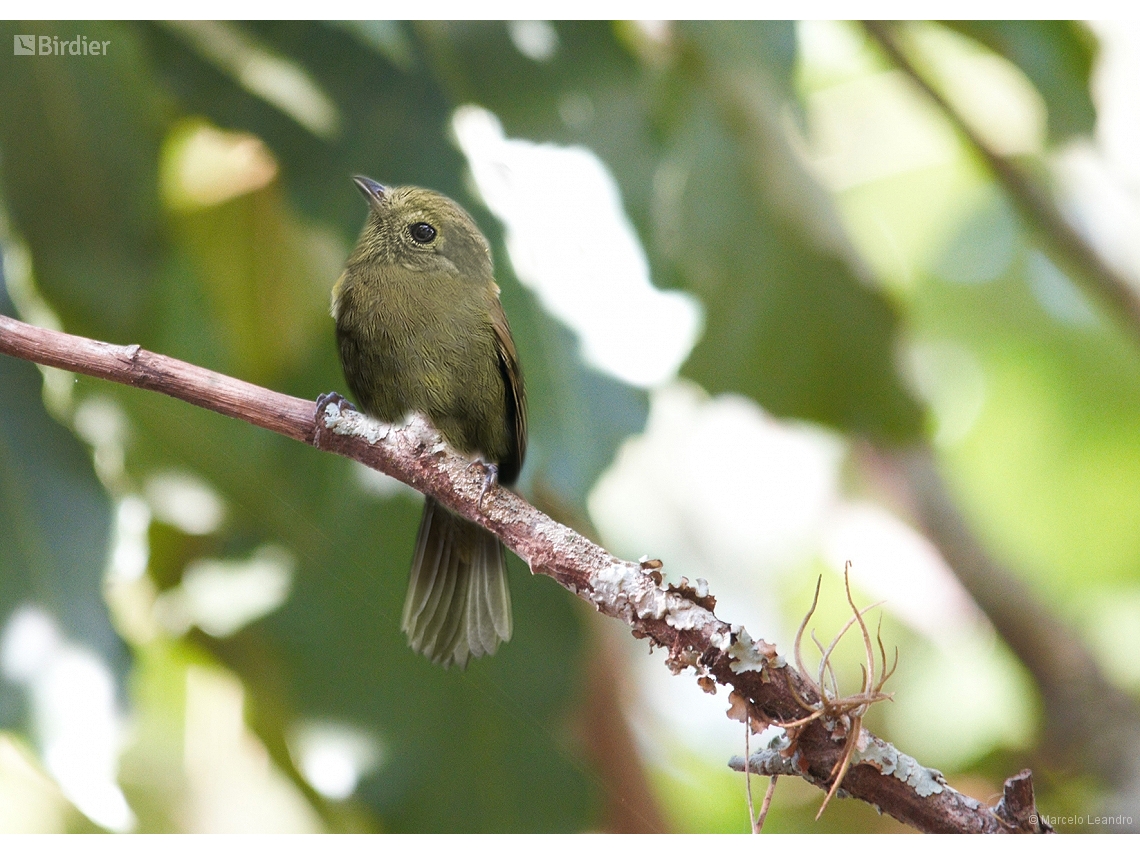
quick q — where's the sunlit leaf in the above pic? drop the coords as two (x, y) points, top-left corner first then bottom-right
(941, 21), (1096, 143)
(0, 295), (124, 731)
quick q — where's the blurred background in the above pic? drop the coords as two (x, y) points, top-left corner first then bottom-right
(1, 20), (1139, 833)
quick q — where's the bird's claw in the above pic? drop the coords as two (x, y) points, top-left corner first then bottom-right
(316, 390), (354, 415)
(313, 391), (355, 447)
(471, 461), (499, 512)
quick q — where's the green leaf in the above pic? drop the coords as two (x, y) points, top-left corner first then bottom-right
(941, 21), (1097, 143)
(667, 23), (923, 441)
(0, 296), (123, 730)
(0, 22), (166, 341)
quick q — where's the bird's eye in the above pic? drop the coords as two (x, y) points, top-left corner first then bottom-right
(409, 222), (437, 244)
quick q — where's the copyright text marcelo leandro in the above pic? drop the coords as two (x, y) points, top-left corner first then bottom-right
(1033, 812), (1133, 828)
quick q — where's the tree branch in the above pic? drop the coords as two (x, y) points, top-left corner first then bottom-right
(863, 21), (1140, 349)
(0, 313), (1048, 833)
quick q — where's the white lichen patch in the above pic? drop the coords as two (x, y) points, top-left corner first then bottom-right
(593, 561), (667, 620)
(764, 727), (792, 753)
(709, 629), (732, 652)
(544, 523), (582, 552)
(320, 401), (345, 428)
(728, 626), (776, 674)
(590, 561), (729, 641)
(399, 414), (450, 455)
(323, 404), (392, 445)
(663, 599), (711, 632)
(857, 740), (947, 798)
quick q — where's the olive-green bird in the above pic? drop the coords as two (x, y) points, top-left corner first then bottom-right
(331, 176), (526, 669)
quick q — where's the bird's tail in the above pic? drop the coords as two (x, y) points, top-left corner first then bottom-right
(401, 496), (513, 668)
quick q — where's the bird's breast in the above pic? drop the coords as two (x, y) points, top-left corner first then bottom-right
(334, 266), (508, 460)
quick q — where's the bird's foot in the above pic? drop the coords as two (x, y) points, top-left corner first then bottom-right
(468, 460), (499, 512)
(313, 391), (355, 447)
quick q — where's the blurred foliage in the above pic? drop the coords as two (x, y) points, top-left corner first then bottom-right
(0, 287), (124, 729)
(422, 21), (922, 440)
(940, 21), (1096, 142)
(0, 19), (1136, 833)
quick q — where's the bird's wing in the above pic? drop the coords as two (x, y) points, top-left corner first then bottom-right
(489, 298), (527, 485)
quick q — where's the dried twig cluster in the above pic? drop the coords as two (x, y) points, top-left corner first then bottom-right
(744, 562), (898, 827)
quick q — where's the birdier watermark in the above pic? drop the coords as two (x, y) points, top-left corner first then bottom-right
(1031, 812), (1133, 828)
(14, 34), (110, 56)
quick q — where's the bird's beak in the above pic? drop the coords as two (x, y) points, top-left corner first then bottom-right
(353, 175), (386, 207)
